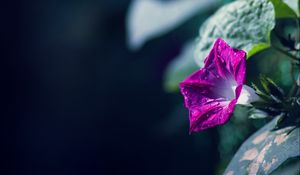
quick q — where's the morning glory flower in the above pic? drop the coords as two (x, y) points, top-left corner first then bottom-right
(179, 38), (259, 133)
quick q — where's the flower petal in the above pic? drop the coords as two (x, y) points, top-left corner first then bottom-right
(189, 99), (237, 132)
(179, 38), (247, 132)
(204, 38), (246, 85)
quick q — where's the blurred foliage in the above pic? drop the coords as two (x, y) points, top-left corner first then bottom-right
(163, 41), (199, 92)
(126, 0), (218, 50)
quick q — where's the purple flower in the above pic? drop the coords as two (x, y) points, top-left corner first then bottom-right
(179, 38), (247, 133)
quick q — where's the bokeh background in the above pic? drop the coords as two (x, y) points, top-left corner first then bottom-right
(8, 0), (296, 175)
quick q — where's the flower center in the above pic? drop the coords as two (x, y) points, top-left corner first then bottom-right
(216, 78), (237, 101)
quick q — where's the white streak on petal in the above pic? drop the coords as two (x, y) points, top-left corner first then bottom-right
(237, 85), (260, 105)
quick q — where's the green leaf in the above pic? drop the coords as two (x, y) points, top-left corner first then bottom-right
(251, 83), (273, 101)
(224, 116), (300, 175)
(270, 0), (298, 18)
(163, 41), (200, 92)
(260, 75), (271, 94)
(248, 43), (271, 58)
(194, 0), (275, 65)
(259, 75), (284, 102)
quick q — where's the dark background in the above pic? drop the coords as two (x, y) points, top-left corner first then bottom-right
(5, 1), (220, 175)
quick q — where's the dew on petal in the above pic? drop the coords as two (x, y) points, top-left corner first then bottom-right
(191, 108), (200, 116)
